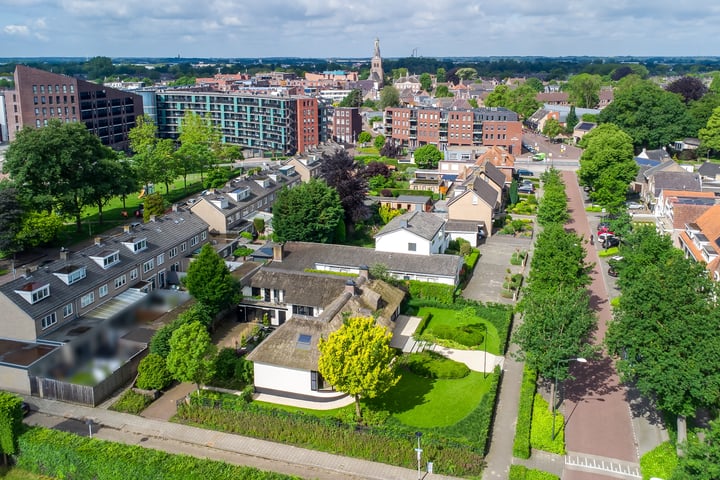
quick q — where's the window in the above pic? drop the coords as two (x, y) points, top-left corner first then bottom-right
(41, 313), (57, 330)
(408, 242), (417, 252)
(169, 247), (178, 258)
(180, 242), (187, 252)
(157, 253), (164, 265)
(99, 284), (108, 298)
(143, 259), (154, 273)
(63, 304), (73, 318)
(200, 231), (207, 241)
(190, 235), (199, 247)
(130, 268), (138, 280)
(80, 292), (95, 308)
(114, 275), (127, 289)
(66, 266), (86, 285)
(131, 238), (147, 252)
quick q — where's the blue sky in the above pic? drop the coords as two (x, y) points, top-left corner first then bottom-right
(0, 0), (716, 58)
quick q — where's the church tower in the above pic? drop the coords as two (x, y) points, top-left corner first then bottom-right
(370, 37), (384, 89)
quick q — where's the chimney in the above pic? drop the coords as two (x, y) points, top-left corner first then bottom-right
(358, 265), (369, 281)
(94, 236), (103, 246)
(150, 215), (156, 222)
(272, 243), (284, 262)
(344, 279), (356, 296)
(123, 224), (132, 233)
(400, 219), (408, 228)
(60, 250), (70, 261)
(172, 203), (179, 212)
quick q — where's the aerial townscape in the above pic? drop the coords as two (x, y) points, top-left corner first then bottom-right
(2, 4), (720, 480)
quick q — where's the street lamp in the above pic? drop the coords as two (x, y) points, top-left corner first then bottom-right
(551, 357), (587, 441)
(415, 431), (423, 480)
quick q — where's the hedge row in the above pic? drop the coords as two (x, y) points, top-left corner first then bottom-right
(175, 400), (485, 477)
(529, 394), (566, 455)
(17, 427), (298, 480)
(509, 465), (560, 480)
(513, 367), (538, 459)
(407, 280), (456, 304)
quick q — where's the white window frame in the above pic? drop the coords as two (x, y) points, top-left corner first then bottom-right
(114, 275), (127, 289)
(63, 303), (73, 318)
(99, 284), (109, 298)
(143, 259), (154, 273)
(130, 268), (138, 281)
(41, 313), (57, 330)
(80, 292), (95, 308)
(169, 247), (178, 258)
(157, 253), (164, 265)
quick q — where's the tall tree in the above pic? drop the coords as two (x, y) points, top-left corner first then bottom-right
(578, 123), (637, 201)
(319, 149), (369, 223)
(665, 76), (708, 104)
(0, 188), (24, 256)
(16, 211), (64, 248)
(564, 106), (579, 134)
(176, 112), (220, 186)
(86, 156), (128, 224)
(166, 321), (217, 391)
(318, 316), (400, 420)
(436, 67), (446, 83)
(542, 118), (563, 139)
(272, 179), (344, 243)
(129, 115), (177, 194)
(607, 250), (720, 427)
(699, 105), (720, 154)
(339, 89), (363, 108)
(3, 119), (117, 231)
(419, 73), (432, 92)
(413, 144), (443, 169)
(599, 80), (694, 149)
(184, 243), (239, 316)
(379, 86), (400, 110)
(673, 418), (720, 480)
(525, 77), (544, 93)
(566, 73), (602, 108)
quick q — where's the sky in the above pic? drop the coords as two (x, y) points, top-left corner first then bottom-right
(0, 0), (717, 59)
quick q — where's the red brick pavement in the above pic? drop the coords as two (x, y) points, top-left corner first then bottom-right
(560, 171), (638, 474)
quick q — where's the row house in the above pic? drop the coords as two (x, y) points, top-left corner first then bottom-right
(654, 190), (716, 245)
(190, 168), (301, 234)
(383, 106), (522, 155)
(0, 209), (210, 395)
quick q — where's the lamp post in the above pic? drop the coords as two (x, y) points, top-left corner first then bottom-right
(415, 431), (423, 480)
(551, 357), (587, 441)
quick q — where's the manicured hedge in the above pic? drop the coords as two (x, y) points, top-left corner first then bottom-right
(408, 281), (456, 304)
(402, 351), (470, 379)
(513, 367), (537, 459)
(509, 465), (560, 480)
(464, 250), (480, 272)
(529, 393), (565, 455)
(17, 427), (298, 480)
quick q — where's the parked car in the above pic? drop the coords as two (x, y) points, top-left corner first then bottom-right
(604, 236), (621, 248)
(608, 266), (619, 277)
(516, 168), (534, 177)
(532, 153), (547, 161)
(626, 202), (644, 210)
(518, 185), (535, 194)
(598, 231), (615, 241)
(608, 256), (623, 277)
(21, 402), (30, 416)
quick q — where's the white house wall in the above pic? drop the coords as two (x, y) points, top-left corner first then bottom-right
(0, 365), (31, 394)
(253, 362), (337, 399)
(376, 229), (432, 255)
(0, 295), (38, 341)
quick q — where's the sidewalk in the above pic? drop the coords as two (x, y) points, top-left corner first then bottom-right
(24, 396), (463, 480)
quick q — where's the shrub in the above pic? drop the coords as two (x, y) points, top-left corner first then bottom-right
(513, 367), (537, 459)
(240, 231), (253, 240)
(0, 391), (24, 456)
(430, 323), (486, 348)
(464, 250), (480, 272)
(640, 441), (677, 480)
(136, 353), (172, 391)
(253, 217), (266, 234)
(530, 393), (565, 455)
(408, 281), (455, 304)
(598, 246), (620, 257)
(233, 246), (254, 258)
(509, 465), (560, 480)
(110, 389), (153, 414)
(401, 351), (470, 379)
(17, 427), (298, 480)
(210, 348), (254, 389)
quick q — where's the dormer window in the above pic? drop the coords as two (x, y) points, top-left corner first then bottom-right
(53, 265), (86, 286)
(122, 237), (147, 253)
(90, 250), (120, 269)
(15, 282), (50, 304)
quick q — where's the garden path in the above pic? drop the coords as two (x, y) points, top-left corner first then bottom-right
(430, 345), (503, 374)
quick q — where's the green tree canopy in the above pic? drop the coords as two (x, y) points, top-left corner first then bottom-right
(318, 316), (400, 419)
(379, 86), (400, 109)
(434, 85), (453, 98)
(485, 84), (541, 119)
(166, 321), (217, 390)
(578, 123), (637, 201)
(183, 244), (239, 316)
(419, 72), (432, 92)
(0, 187), (24, 255)
(673, 418), (720, 480)
(136, 353), (173, 391)
(339, 89), (363, 108)
(357, 131), (372, 145)
(599, 80), (694, 149)
(542, 118), (563, 139)
(176, 112), (221, 187)
(129, 115), (177, 194)
(3, 119), (118, 231)
(272, 179), (344, 243)
(0, 392), (24, 456)
(374, 134), (386, 150)
(607, 249), (720, 419)
(566, 73), (602, 108)
(413, 144), (443, 169)
(699, 105), (720, 154)
(319, 149), (369, 223)
(564, 106), (579, 133)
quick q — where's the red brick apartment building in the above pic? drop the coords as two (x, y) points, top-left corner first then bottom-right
(2, 65), (142, 150)
(383, 106), (522, 155)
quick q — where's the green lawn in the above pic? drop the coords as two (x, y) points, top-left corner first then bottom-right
(365, 370), (490, 428)
(417, 306), (501, 354)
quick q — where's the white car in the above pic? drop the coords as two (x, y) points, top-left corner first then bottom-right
(626, 202), (643, 210)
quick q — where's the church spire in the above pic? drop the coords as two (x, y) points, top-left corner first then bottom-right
(370, 38), (384, 89)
